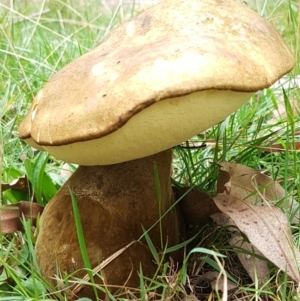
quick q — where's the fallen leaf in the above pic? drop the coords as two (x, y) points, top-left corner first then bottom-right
(217, 162), (285, 204)
(229, 236), (270, 286)
(211, 212), (270, 286)
(0, 205), (22, 233)
(0, 201), (44, 234)
(217, 162), (299, 223)
(213, 194), (300, 282)
(2, 176), (29, 192)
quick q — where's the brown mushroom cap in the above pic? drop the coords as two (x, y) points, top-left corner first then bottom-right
(19, 0), (294, 165)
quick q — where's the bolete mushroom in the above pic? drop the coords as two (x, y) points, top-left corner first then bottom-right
(19, 0), (294, 298)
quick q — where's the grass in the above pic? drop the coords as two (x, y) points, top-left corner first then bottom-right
(0, 0), (300, 300)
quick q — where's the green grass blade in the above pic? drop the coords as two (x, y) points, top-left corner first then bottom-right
(165, 231), (200, 253)
(22, 217), (40, 274)
(32, 152), (49, 205)
(69, 187), (98, 299)
(200, 256), (237, 284)
(141, 225), (159, 264)
(139, 264), (146, 301)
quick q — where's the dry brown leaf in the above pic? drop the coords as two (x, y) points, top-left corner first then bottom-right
(0, 205), (22, 233)
(211, 212), (270, 286)
(217, 162), (285, 204)
(229, 236), (270, 286)
(213, 194), (300, 282)
(2, 176), (29, 192)
(0, 201), (44, 234)
(217, 162), (299, 223)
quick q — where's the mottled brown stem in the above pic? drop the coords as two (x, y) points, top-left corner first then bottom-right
(35, 149), (183, 298)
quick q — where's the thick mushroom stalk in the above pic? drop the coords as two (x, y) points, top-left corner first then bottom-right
(19, 0), (294, 298)
(36, 150), (182, 298)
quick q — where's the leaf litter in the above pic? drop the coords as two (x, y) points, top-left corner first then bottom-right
(214, 162), (300, 283)
(180, 161), (300, 297)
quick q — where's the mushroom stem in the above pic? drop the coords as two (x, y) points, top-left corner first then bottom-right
(35, 149), (183, 297)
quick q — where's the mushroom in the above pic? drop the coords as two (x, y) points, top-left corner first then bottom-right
(19, 0), (294, 298)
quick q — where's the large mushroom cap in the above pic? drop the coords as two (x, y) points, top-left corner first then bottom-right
(19, 0), (294, 165)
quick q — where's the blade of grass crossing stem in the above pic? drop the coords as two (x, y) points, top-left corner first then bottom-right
(165, 230), (200, 253)
(69, 187), (98, 299)
(32, 152), (49, 205)
(153, 161), (163, 249)
(139, 264), (146, 301)
(140, 228), (168, 290)
(142, 225), (159, 264)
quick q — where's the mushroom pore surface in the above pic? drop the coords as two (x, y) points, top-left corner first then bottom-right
(24, 89), (252, 165)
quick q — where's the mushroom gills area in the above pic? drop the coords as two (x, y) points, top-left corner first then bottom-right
(35, 150), (183, 298)
(39, 89), (253, 165)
